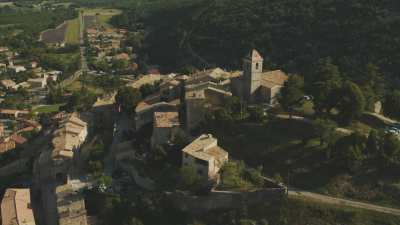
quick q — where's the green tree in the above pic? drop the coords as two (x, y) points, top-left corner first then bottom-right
(63, 89), (97, 112)
(124, 218), (144, 225)
(333, 132), (366, 171)
(179, 164), (203, 191)
(312, 118), (337, 146)
(366, 130), (380, 157)
(246, 166), (265, 187)
(279, 74), (304, 117)
(247, 106), (266, 122)
(380, 134), (400, 170)
(310, 58), (342, 115)
(337, 81), (366, 124)
(115, 86), (142, 115)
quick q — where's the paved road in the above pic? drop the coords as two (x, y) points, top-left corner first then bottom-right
(288, 188), (400, 216)
(275, 114), (354, 135)
(364, 112), (398, 125)
(104, 113), (131, 175)
(60, 11), (87, 87)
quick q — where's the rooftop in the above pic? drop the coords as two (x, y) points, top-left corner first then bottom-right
(0, 79), (16, 88)
(154, 112), (180, 128)
(182, 134), (228, 162)
(1, 188), (35, 225)
(261, 70), (288, 88)
(51, 114), (87, 159)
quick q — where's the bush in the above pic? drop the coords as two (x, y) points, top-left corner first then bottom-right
(220, 161), (265, 191)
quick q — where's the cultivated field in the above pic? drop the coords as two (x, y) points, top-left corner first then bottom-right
(81, 8), (121, 29)
(40, 22), (68, 44)
(65, 18), (80, 44)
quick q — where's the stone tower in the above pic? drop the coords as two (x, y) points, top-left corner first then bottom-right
(243, 49), (263, 101)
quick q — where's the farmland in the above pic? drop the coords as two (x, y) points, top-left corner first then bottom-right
(40, 22), (68, 44)
(65, 18), (80, 44)
(81, 8), (121, 29)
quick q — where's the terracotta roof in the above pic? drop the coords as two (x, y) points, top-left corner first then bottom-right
(115, 53), (130, 60)
(1, 188), (35, 225)
(182, 134), (228, 162)
(153, 112), (180, 128)
(261, 70), (288, 88)
(10, 134), (27, 145)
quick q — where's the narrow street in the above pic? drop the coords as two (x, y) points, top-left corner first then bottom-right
(104, 113), (132, 176)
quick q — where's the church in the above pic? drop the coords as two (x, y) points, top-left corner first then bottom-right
(231, 49), (288, 105)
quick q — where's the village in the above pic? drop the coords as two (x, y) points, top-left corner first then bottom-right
(1, 2), (400, 225)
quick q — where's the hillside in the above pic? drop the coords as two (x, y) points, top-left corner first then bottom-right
(111, 0), (400, 85)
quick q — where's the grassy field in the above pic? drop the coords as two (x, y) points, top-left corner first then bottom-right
(65, 79), (104, 95)
(65, 18), (80, 44)
(96, 14), (114, 28)
(33, 104), (65, 113)
(80, 8), (122, 16)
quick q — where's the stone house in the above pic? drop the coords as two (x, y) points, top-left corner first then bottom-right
(0, 79), (16, 90)
(1, 188), (36, 225)
(8, 65), (26, 73)
(56, 184), (88, 225)
(0, 137), (15, 154)
(182, 134), (228, 180)
(150, 111), (181, 148)
(185, 86), (232, 131)
(27, 77), (47, 88)
(34, 113), (88, 225)
(36, 113), (88, 184)
(231, 49), (288, 104)
(0, 109), (30, 119)
(134, 100), (180, 131)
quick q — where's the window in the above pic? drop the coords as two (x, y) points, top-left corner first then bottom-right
(255, 63), (259, 70)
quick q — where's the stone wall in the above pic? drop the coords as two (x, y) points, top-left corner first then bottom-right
(166, 188), (286, 214)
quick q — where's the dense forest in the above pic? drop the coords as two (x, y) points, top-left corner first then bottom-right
(111, 0), (400, 86)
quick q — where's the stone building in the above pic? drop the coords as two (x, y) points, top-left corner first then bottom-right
(185, 86), (232, 131)
(182, 134), (228, 180)
(1, 188), (36, 225)
(231, 49), (288, 104)
(34, 113), (89, 225)
(150, 111), (181, 148)
(134, 100), (180, 131)
(56, 184), (87, 225)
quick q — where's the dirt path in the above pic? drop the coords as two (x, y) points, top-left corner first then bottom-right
(288, 188), (400, 216)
